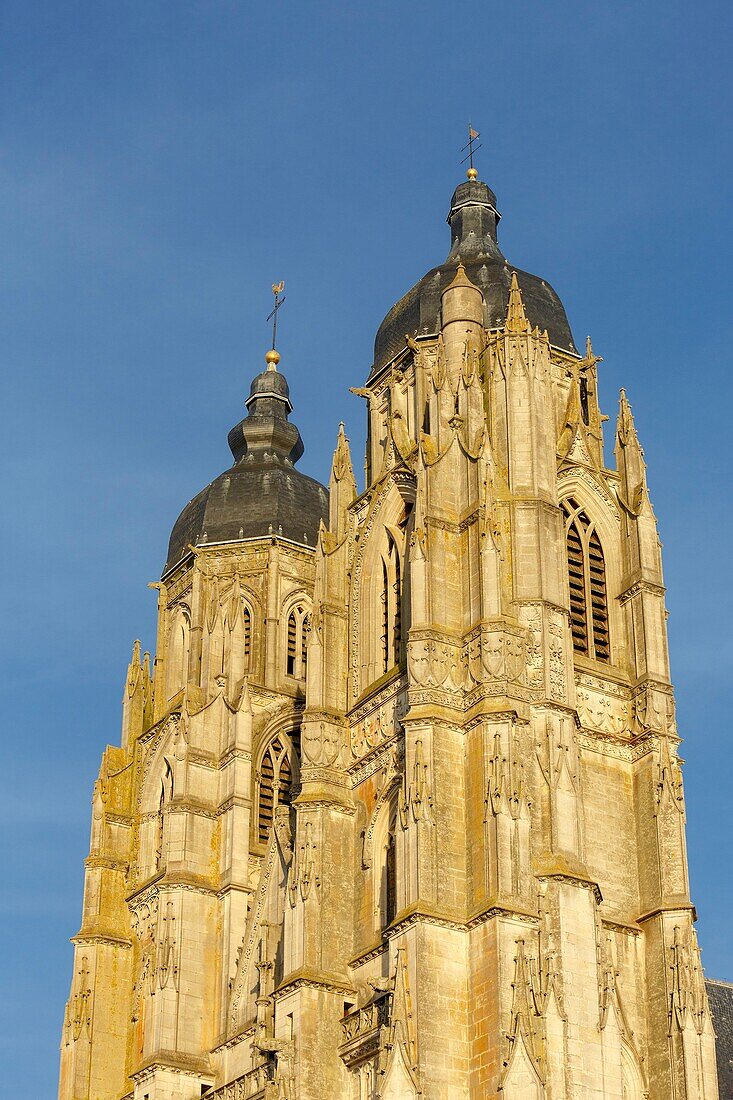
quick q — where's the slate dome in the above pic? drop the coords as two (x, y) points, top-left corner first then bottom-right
(371, 176), (577, 378)
(164, 356), (328, 574)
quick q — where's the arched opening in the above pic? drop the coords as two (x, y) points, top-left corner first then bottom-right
(375, 796), (399, 932)
(285, 603), (310, 680)
(166, 609), (190, 699)
(256, 732), (300, 845)
(155, 759), (174, 871)
(562, 498), (610, 662)
(381, 530), (404, 675)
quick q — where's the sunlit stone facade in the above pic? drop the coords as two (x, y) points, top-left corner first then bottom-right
(59, 173), (720, 1099)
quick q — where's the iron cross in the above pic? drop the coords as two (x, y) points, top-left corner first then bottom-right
(267, 281), (286, 350)
(461, 123), (482, 172)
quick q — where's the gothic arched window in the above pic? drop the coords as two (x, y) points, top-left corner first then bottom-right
(562, 498), (610, 662)
(243, 604), (252, 667)
(285, 603), (310, 679)
(257, 733), (299, 844)
(378, 799), (399, 930)
(155, 759), (174, 870)
(166, 607), (190, 699)
(380, 532), (403, 674)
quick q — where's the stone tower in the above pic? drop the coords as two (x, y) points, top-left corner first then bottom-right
(59, 171), (721, 1100)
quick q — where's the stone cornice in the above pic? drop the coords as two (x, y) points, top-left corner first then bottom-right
(72, 932), (132, 949)
(349, 938), (389, 969)
(273, 967), (354, 999)
(636, 900), (696, 925)
(132, 1050), (212, 1082)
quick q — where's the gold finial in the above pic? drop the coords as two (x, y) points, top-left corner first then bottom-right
(467, 166), (478, 180)
(265, 348), (280, 371)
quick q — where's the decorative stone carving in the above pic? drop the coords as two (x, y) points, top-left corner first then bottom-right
(633, 682), (677, 736)
(288, 821), (320, 905)
(349, 684), (408, 762)
(576, 683), (632, 736)
(64, 956), (92, 1045)
(302, 720), (344, 767)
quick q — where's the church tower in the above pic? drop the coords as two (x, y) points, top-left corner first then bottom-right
(59, 169), (721, 1100)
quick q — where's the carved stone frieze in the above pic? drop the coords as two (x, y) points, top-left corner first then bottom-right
(349, 682), (408, 762)
(575, 680), (632, 736)
(348, 733), (404, 788)
(408, 629), (465, 691)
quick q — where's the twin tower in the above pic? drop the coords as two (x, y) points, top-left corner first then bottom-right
(59, 173), (721, 1099)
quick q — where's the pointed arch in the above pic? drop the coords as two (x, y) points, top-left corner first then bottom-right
(366, 784), (401, 934)
(282, 596), (312, 680)
(561, 497), (610, 662)
(381, 528), (403, 674)
(166, 605), (190, 699)
(155, 758), (174, 870)
(352, 478), (415, 693)
(255, 728), (301, 846)
(228, 597), (254, 687)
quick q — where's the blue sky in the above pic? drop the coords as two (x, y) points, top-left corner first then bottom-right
(1, 2), (731, 1094)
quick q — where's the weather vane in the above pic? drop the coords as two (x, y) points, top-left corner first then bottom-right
(267, 280), (286, 351)
(461, 123), (481, 178)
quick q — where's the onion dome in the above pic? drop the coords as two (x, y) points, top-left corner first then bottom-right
(371, 173), (576, 377)
(164, 350), (328, 574)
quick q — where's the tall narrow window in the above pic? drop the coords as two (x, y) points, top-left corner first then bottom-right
(562, 498), (610, 662)
(380, 533), (403, 674)
(257, 735), (297, 844)
(381, 560), (389, 673)
(285, 603), (310, 679)
(287, 612), (297, 676)
(243, 605), (252, 668)
(301, 613), (311, 672)
(385, 831), (397, 926)
(379, 801), (398, 930)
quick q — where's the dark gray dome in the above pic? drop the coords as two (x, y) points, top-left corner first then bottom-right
(164, 358), (328, 574)
(371, 177), (576, 377)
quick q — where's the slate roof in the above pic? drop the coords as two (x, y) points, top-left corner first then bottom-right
(164, 363), (328, 574)
(707, 979), (733, 1099)
(371, 177), (576, 378)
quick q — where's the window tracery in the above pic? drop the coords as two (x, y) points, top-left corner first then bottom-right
(256, 732), (300, 845)
(562, 497), (610, 661)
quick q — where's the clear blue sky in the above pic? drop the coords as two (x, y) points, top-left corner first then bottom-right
(1, 2), (731, 1094)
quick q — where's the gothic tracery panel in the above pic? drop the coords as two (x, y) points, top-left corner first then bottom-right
(562, 497), (610, 662)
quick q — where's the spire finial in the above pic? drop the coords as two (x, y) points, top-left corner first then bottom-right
(580, 335), (602, 372)
(506, 271), (530, 333)
(461, 123), (481, 179)
(265, 280), (286, 370)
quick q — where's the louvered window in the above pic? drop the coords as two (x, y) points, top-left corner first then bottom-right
(285, 603), (310, 679)
(562, 498), (610, 662)
(258, 750), (275, 843)
(287, 612), (297, 676)
(243, 605), (251, 666)
(257, 735), (297, 844)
